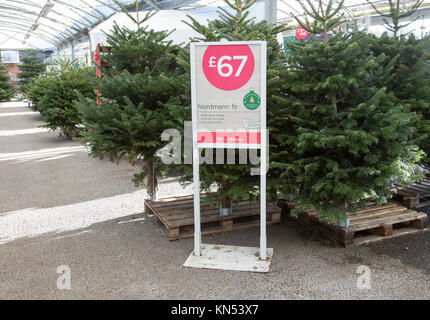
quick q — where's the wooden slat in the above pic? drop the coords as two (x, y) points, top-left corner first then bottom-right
(416, 200), (430, 208)
(155, 203), (200, 212)
(349, 211), (426, 231)
(409, 181), (430, 189)
(414, 180), (430, 187)
(353, 228), (428, 246)
(156, 200), (252, 216)
(153, 193), (213, 203)
(352, 203), (397, 215)
(347, 203), (397, 219)
(155, 203), (208, 214)
(167, 205), (281, 227)
(403, 185), (430, 195)
(371, 225), (393, 237)
(155, 195), (194, 201)
(349, 205), (407, 223)
(396, 178), (430, 209)
(157, 201), (279, 224)
(396, 189), (418, 197)
(168, 228), (180, 239)
(164, 207), (274, 224)
(147, 197), (194, 208)
(402, 196), (420, 209)
(303, 202), (399, 226)
(174, 220), (279, 240)
(306, 202), (397, 218)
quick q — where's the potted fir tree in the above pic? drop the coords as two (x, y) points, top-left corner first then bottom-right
(272, 0), (421, 223)
(75, 1), (182, 201)
(168, 0), (287, 215)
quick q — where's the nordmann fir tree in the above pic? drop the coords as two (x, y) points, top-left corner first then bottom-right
(366, 0), (430, 165)
(0, 63), (14, 102)
(273, 0), (421, 222)
(75, 2), (182, 200)
(165, 0), (287, 210)
(366, 0), (424, 39)
(31, 60), (95, 137)
(26, 71), (56, 114)
(368, 33), (430, 165)
(18, 50), (46, 94)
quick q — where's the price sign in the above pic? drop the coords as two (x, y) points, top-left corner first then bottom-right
(189, 41), (268, 260)
(191, 41), (266, 149)
(296, 25), (310, 40)
(202, 45), (255, 91)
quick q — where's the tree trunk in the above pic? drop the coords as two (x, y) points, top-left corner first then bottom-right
(221, 195), (232, 209)
(332, 95), (339, 130)
(146, 160), (158, 200)
(219, 195), (232, 216)
(341, 201), (348, 212)
(336, 202), (350, 227)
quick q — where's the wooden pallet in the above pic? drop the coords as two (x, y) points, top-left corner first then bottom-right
(145, 195), (282, 241)
(395, 179), (430, 208)
(278, 200), (428, 247)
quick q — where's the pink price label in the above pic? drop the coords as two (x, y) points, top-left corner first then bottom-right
(202, 45), (255, 91)
(296, 26), (309, 40)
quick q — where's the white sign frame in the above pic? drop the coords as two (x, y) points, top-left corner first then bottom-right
(190, 41), (268, 261)
(1, 51), (20, 64)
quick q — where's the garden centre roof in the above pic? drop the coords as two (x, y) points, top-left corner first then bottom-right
(1, 0), (430, 50)
(0, 0), (199, 49)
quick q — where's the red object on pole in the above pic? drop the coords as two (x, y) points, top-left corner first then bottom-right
(94, 44), (111, 105)
(296, 25), (310, 40)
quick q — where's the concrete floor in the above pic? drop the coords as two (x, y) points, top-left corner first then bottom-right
(1, 101), (430, 300)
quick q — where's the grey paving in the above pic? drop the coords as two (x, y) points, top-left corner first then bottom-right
(0, 101), (141, 212)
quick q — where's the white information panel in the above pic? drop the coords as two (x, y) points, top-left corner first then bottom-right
(190, 41), (268, 261)
(1, 51), (20, 64)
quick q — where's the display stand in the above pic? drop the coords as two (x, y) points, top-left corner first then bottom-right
(183, 41), (272, 273)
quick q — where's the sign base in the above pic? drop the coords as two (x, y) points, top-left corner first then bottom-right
(183, 244), (273, 273)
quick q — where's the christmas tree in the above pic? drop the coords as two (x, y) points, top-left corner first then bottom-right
(366, 0), (430, 165)
(366, 0), (424, 39)
(75, 1), (182, 199)
(368, 33), (430, 165)
(169, 0), (287, 208)
(0, 63), (14, 102)
(18, 50), (46, 94)
(28, 60), (95, 137)
(273, 0), (421, 221)
(26, 73), (55, 114)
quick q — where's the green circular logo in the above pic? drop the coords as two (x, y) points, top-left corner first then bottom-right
(243, 90), (261, 110)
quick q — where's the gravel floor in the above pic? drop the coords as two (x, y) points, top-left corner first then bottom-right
(0, 101), (429, 300)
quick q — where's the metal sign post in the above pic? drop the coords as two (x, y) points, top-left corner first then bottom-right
(184, 41), (272, 272)
(190, 43), (202, 256)
(260, 41), (267, 260)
